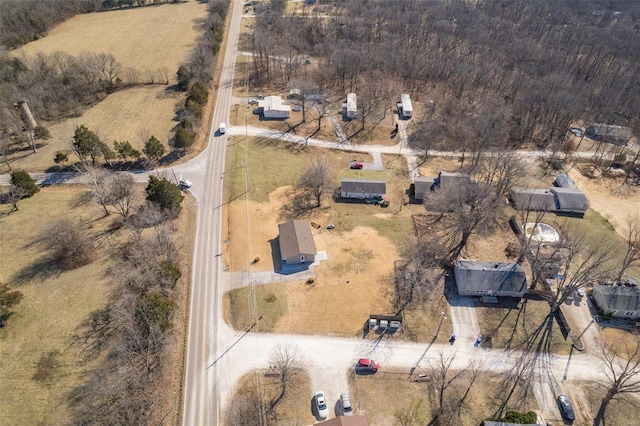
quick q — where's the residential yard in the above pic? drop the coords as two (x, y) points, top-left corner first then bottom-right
(582, 381), (640, 426)
(4, 1), (208, 174)
(224, 369), (312, 425)
(222, 137), (458, 339)
(350, 369), (537, 426)
(0, 186), (196, 425)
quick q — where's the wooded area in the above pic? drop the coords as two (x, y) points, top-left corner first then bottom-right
(251, 0), (640, 150)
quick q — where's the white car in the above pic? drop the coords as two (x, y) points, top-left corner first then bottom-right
(315, 391), (328, 419)
(178, 178), (192, 189)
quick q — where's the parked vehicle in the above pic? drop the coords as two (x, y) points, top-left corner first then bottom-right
(576, 288), (585, 298)
(569, 127), (584, 137)
(315, 391), (329, 419)
(340, 393), (353, 416)
(178, 178), (192, 189)
(557, 394), (575, 421)
(249, 98), (258, 105)
(219, 123), (226, 134)
(355, 358), (379, 373)
(350, 161), (364, 169)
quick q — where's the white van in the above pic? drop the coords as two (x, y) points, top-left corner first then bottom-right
(219, 123), (226, 134)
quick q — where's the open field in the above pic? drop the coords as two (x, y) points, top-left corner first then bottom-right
(2, 86), (185, 174)
(0, 185), (195, 425)
(0, 186), (115, 424)
(13, 1), (207, 75)
(4, 1), (208, 174)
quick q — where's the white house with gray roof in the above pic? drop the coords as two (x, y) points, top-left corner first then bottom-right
(454, 261), (528, 298)
(593, 285), (640, 320)
(340, 178), (386, 199)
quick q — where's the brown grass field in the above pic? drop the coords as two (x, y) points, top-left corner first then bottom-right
(0, 186), (196, 425)
(4, 1), (208, 174)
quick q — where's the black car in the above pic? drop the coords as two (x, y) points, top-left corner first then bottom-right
(557, 394), (575, 421)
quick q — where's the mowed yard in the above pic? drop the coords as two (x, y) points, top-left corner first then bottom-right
(6, 1), (208, 173)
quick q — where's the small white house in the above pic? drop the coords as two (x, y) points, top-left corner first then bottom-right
(344, 93), (357, 119)
(399, 93), (413, 118)
(258, 96), (291, 119)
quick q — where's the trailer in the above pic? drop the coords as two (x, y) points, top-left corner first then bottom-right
(398, 93), (413, 118)
(345, 93), (357, 119)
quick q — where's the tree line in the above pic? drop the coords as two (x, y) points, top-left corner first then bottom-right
(251, 0), (640, 151)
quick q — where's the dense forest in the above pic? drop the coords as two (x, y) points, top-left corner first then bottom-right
(251, 0), (640, 150)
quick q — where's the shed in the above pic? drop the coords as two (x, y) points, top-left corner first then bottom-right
(345, 93), (357, 119)
(592, 285), (640, 320)
(340, 178), (386, 199)
(399, 93), (413, 118)
(413, 176), (436, 200)
(585, 123), (633, 145)
(554, 174), (577, 189)
(550, 187), (588, 216)
(509, 188), (556, 211)
(454, 260), (528, 298)
(278, 219), (317, 264)
(437, 171), (470, 191)
(258, 96), (291, 119)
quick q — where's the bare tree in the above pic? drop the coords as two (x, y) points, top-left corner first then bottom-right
(108, 174), (136, 220)
(85, 166), (112, 216)
(298, 156), (332, 208)
(42, 219), (97, 270)
(475, 150), (526, 198)
(617, 215), (640, 282)
(424, 180), (503, 263)
(593, 339), (640, 425)
(549, 222), (619, 311)
(268, 343), (307, 411)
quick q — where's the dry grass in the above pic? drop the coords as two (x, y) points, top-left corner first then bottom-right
(582, 381), (640, 426)
(4, 1), (208, 174)
(0, 186), (116, 424)
(13, 1), (207, 74)
(349, 369), (537, 426)
(0, 185), (196, 425)
(224, 368), (312, 425)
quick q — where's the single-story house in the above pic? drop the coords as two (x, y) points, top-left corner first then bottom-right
(437, 171), (470, 191)
(454, 260), (528, 298)
(585, 123), (633, 145)
(554, 173), (577, 189)
(345, 93), (357, 119)
(258, 96), (291, 119)
(509, 188), (556, 211)
(316, 415), (369, 426)
(550, 187), (588, 216)
(399, 93), (413, 118)
(340, 178), (386, 199)
(592, 285), (640, 320)
(413, 176), (436, 200)
(278, 219), (317, 264)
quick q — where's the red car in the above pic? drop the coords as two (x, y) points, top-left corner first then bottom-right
(356, 358), (379, 373)
(350, 161), (364, 169)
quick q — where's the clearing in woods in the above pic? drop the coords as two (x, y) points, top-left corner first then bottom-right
(7, 1), (208, 173)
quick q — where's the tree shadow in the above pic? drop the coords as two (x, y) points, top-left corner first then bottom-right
(11, 256), (61, 286)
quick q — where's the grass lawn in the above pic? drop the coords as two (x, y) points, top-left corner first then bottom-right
(349, 369), (537, 426)
(224, 369), (312, 425)
(583, 381), (640, 425)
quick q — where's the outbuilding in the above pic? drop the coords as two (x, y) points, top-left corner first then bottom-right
(413, 177), (436, 200)
(454, 260), (528, 298)
(585, 123), (633, 146)
(278, 219), (317, 264)
(340, 178), (386, 199)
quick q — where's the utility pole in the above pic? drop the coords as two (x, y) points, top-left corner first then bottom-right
(207, 316), (262, 368)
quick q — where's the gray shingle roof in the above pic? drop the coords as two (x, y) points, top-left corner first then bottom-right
(550, 187), (588, 213)
(510, 188), (556, 211)
(278, 220), (317, 259)
(554, 174), (577, 189)
(414, 177), (435, 199)
(438, 171), (470, 190)
(594, 285), (640, 312)
(454, 261), (527, 293)
(341, 178), (386, 194)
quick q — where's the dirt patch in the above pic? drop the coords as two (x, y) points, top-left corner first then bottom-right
(568, 168), (639, 235)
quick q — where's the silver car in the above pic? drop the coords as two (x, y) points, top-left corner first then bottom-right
(341, 393), (353, 416)
(315, 391), (328, 419)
